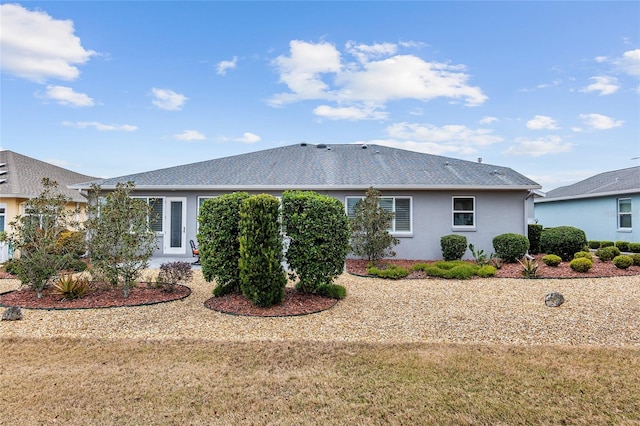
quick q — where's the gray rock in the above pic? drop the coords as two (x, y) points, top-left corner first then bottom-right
(2, 306), (23, 321)
(545, 292), (564, 307)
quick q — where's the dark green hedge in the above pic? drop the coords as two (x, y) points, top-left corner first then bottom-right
(540, 226), (587, 261)
(440, 234), (467, 261)
(492, 233), (530, 263)
(527, 224), (543, 255)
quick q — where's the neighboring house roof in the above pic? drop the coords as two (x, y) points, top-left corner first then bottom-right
(536, 166), (640, 203)
(0, 150), (98, 203)
(71, 143), (540, 191)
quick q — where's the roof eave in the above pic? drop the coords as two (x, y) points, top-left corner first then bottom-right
(535, 188), (640, 203)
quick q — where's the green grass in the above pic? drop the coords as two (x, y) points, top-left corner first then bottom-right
(1, 338), (638, 425)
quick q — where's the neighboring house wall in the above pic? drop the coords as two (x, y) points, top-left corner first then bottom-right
(535, 194), (639, 242)
(130, 188), (531, 260)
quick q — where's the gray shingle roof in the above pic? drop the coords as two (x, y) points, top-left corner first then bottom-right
(71, 143), (540, 191)
(536, 166), (640, 202)
(0, 150), (98, 202)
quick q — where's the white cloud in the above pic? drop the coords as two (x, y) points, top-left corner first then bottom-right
(526, 115), (558, 130)
(580, 76), (619, 95)
(578, 113), (624, 130)
(216, 56), (237, 75)
(504, 135), (574, 157)
(479, 116), (498, 124)
(62, 121), (137, 131)
(594, 56), (608, 63)
(0, 3), (96, 82)
(269, 40), (487, 115)
(386, 122), (503, 149)
(615, 49), (640, 77)
(313, 105), (387, 120)
(361, 139), (477, 156)
(236, 132), (261, 143)
(174, 130), (205, 141)
(42, 85), (94, 107)
(151, 88), (187, 111)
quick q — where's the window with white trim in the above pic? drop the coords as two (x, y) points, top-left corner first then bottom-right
(452, 197), (475, 228)
(618, 198), (632, 229)
(345, 196), (412, 233)
(133, 197), (163, 232)
(0, 204), (5, 231)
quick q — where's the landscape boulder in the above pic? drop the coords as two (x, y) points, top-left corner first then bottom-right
(544, 292), (564, 308)
(2, 306), (23, 321)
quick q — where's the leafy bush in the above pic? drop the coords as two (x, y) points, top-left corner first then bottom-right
(282, 190), (350, 293)
(540, 226), (587, 261)
(629, 243), (640, 253)
(440, 234), (467, 261)
(613, 255), (634, 269)
(412, 261), (479, 280)
(366, 264), (409, 279)
(518, 258), (538, 278)
(53, 273), (89, 300)
(468, 243), (490, 266)
(156, 261), (193, 292)
(446, 263), (479, 280)
(587, 240), (601, 249)
(315, 283), (347, 299)
(615, 241), (630, 252)
(573, 251), (593, 261)
(596, 246), (621, 262)
(492, 233), (529, 263)
(239, 194), (287, 307)
(56, 230), (86, 258)
(632, 253), (640, 266)
(569, 257), (592, 272)
(198, 192), (249, 297)
(528, 224), (543, 255)
(600, 240), (614, 248)
(476, 265), (496, 277)
(3, 259), (22, 275)
(542, 254), (562, 267)
(349, 187), (399, 262)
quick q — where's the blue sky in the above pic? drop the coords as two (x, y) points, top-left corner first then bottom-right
(1, 1), (638, 191)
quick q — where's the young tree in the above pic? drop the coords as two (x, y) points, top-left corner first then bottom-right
(349, 187), (399, 263)
(8, 178), (81, 298)
(85, 182), (157, 297)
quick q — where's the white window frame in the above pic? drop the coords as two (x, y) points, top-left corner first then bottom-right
(345, 196), (413, 235)
(618, 198), (632, 230)
(196, 196), (216, 231)
(452, 196), (476, 229)
(132, 196), (164, 233)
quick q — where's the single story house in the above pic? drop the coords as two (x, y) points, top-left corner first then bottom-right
(71, 143), (541, 260)
(0, 149), (98, 262)
(534, 166), (639, 243)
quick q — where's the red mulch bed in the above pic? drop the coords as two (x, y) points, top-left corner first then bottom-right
(346, 255), (640, 279)
(0, 282), (191, 310)
(204, 287), (338, 317)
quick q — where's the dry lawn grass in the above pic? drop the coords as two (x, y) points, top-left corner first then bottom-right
(1, 337), (639, 425)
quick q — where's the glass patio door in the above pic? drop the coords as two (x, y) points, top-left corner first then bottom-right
(164, 197), (186, 255)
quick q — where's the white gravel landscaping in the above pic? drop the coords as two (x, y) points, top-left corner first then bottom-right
(1, 272), (639, 347)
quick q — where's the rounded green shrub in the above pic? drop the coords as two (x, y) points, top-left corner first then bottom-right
(573, 251), (593, 261)
(615, 241), (630, 252)
(542, 254), (562, 267)
(569, 257), (592, 273)
(315, 283), (347, 299)
(632, 253), (640, 266)
(629, 242), (640, 253)
(366, 264), (409, 279)
(596, 246), (621, 262)
(540, 226), (587, 261)
(600, 240), (614, 248)
(476, 265), (496, 277)
(587, 240), (601, 249)
(440, 234), (468, 261)
(446, 263), (478, 279)
(613, 255), (633, 269)
(492, 233), (529, 263)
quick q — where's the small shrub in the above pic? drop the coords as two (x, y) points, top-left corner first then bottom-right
(569, 257), (593, 273)
(518, 258), (538, 278)
(156, 261), (193, 292)
(587, 240), (601, 249)
(540, 226), (587, 261)
(492, 233), (529, 263)
(573, 251), (593, 261)
(613, 255), (633, 269)
(600, 240), (614, 248)
(489, 257), (504, 269)
(63, 258), (88, 272)
(527, 224), (543, 255)
(615, 241), (630, 252)
(631, 253), (640, 266)
(2, 259), (22, 275)
(440, 234), (467, 261)
(53, 273), (89, 300)
(476, 265), (496, 277)
(411, 261), (479, 279)
(315, 284), (347, 299)
(468, 243), (490, 266)
(366, 264), (409, 279)
(446, 263), (478, 280)
(629, 242), (640, 253)
(596, 246), (621, 262)
(542, 254), (562, 267)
